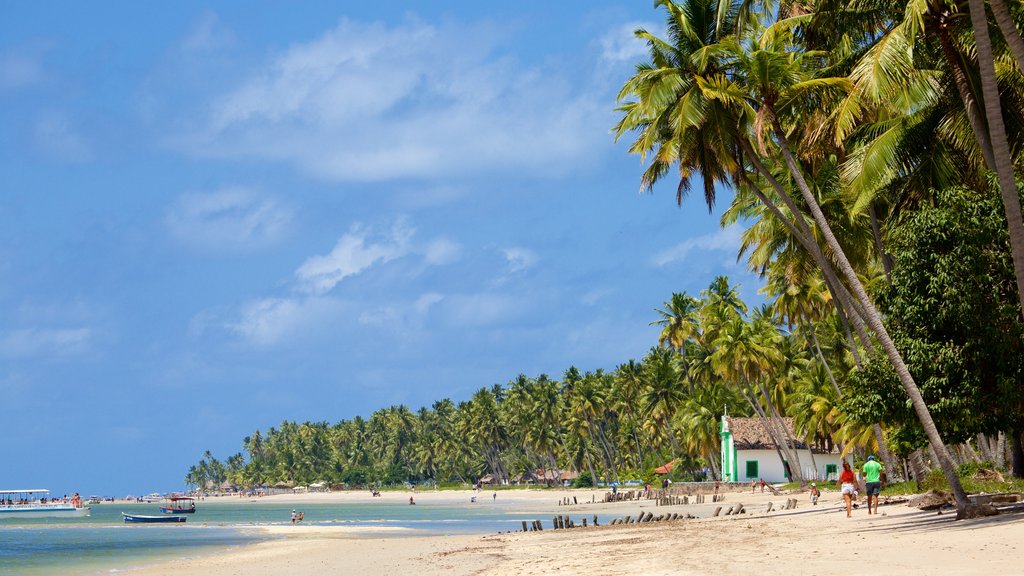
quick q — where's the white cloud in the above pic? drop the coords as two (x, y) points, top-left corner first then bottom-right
(423, 238), (461, 266)
(502, 247), (537, 273)
(295, 220), (414, 295)
(599, 21), (659, 63)
(357, 292), (443, 328)
(227, 297), (342, 346)
(0, 51), (45, 91)
(0, 41), (54, 92)
(441, 293), (522, 327)
(581, 287), (614, 306)
(651, 226), (743, 267)
(172, 17), (607, 182)
(32, 111), (91, 163)
(0, 328), (91, 357)
(181, 11), (234, 52)
(414, 292), (444, 315)
(165, 187), (292, 252)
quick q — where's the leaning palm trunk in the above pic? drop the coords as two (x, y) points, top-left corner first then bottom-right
(741, 163), (898, 478)
(968, 0), (1024, 324)
(908, 449), (930, 488)
(989, 0), (1024, 75)
(753, 379), (806, 484)
(740, 146), (878, 352)
(769, 119), (972, 516)
(740, 381), (801, 482)
(936, 23), (997, 169)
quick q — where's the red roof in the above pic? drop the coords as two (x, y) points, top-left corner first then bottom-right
(654, 459), (680, 474)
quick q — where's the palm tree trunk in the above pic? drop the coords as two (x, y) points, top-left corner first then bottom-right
(806, 325), (843, 397)
(868, 204), (893, 279)
(968, 0), (1024, 324)
(936, 21), (997, 169)
(740, 148), (877, 351)
(871, 424), (899, 482)
(769, 119), (971, 516)
(740, 381), (798, 482)
(743, 392), (792, 481)
(909, 449), (930, 489)
(753, 379), (806, 484)
(989, 0), (1024, 75)
(1010, 429), (1024, 478)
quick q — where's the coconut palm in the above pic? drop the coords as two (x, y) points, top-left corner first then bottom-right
(616, 1), (973, 513)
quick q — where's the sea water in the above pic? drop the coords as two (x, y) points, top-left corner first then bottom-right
(0, 497), (608, 575)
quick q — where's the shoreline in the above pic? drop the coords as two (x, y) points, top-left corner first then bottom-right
(123, 487), (1024, 575)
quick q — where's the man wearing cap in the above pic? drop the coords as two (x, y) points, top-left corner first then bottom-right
(862, 456), (883, 514)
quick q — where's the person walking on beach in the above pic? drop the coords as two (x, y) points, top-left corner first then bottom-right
(290, 510), (297, 525)
(837, 461), (857, 518)
(862, 455), (884, 514)
(809, 483), (820, 505)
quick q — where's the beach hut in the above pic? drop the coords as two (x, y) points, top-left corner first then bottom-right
(720, 414), (846, 483)
(477, 474), (498, 486)
(558, 470), (579, 486)
(514, 469), (560, 486)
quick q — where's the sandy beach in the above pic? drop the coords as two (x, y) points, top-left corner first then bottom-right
(128, 487), (1024, 576)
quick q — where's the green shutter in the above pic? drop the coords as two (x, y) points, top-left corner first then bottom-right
(745, 460), (758, 479)
(826, 464), (837, 479)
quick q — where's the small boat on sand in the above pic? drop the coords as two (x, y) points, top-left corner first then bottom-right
(159, 496), (196, 514)
(122, 513), (186, 523)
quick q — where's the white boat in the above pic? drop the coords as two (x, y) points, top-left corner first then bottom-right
(0, 489), (90, 519)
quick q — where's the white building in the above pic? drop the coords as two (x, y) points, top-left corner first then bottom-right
(720, 415), (847, 483)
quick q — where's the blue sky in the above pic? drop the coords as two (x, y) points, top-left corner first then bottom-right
(1, 1), (762, 496)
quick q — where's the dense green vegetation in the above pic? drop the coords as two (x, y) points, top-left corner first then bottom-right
(190, 0), (1024, 518)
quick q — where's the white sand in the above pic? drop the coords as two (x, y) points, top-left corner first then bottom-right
(128, 488), (1024, 576)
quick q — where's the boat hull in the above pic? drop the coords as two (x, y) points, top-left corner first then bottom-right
(0, 505), (90, 519)
(123, 513), (186, 523)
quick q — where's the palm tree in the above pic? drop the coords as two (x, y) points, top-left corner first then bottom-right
(966, 0), (1024, 321)
(615, 1), (972, 514)
(652, 292), (701, 358)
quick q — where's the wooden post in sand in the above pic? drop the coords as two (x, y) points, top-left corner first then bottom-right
(712, 506), (722, 517)
(522, 520), (529, 532)
(766, 502), (773, 513)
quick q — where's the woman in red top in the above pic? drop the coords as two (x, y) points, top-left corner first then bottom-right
(836, 460), (857, 518)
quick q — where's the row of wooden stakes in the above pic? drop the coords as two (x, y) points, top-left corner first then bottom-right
(519, 498), (800, 532)
(519, 511), (699, 532)
(655, 493), (725, 506)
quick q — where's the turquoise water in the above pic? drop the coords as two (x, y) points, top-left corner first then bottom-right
(1, 498), (603, 575)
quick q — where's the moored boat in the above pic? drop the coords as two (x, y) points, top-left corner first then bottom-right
(0, 489), (90, 519)
(159, 496), (196, 514)
(122, 512), (186, 523)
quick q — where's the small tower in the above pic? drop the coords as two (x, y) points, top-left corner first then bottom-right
(720, 410), (737, 483)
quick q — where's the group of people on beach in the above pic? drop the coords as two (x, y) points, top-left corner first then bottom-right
(836, 456), (884, 518)
(290, 510), (304, 524)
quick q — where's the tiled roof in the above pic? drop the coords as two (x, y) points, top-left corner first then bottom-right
(728, 417), (808, 450)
